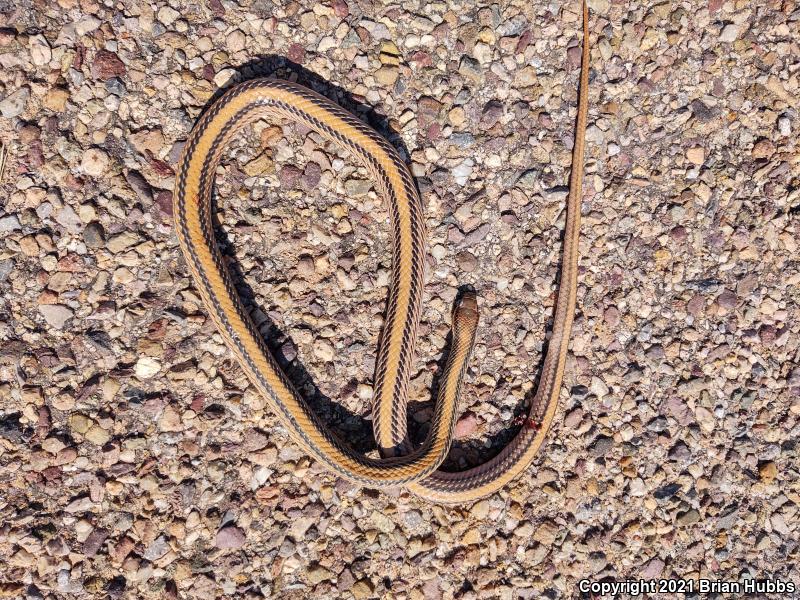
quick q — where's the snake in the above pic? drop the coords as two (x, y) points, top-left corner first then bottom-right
(173, 1), (589, 503)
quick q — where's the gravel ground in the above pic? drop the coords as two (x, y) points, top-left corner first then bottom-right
(1, 0), (799, 598)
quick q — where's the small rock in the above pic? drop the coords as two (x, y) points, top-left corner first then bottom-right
(686, 147), (704, 165)
(314, 340), (335, 362)
(759, 461), (777, 484)
(0, 215), (21, 232)
(417, 96), (442, 127)
(69, 414), (94, 434)
(0, 86), (30, 118)
(374, 66), (399, 86)
(332, 0), (349, 18)
(514, 66), (538, 87)
(719, 23), (739, 42)
(307, 565), (333, 584)
(469, 499), (490, 519)
(92, 50), (126, 79)
(452, 159), (474, 185)
(125, 170), (153, 201)
(75, 16), (101, 36)
(456, 251), (478, 272)
(85, 425), (110, 445)
(29, 34), (52, 66)
(83, 222), (105, 248)
(751, 139), (774, 159)
(55, 205), (83, 234)
(44, 87), (70, 111)
(106, 231), (139, 253)
(589, 435), (613, 457)
(532, 520), (559, 545)
(676, 509), (701, 526)
(81, 148), (111, 177)
(135, 357), (161, 379)
(83, 528), (109, 557)
(344, 179), (372, 196)
(370, 511), (395, 533)
(458, 56), (482, 81)
(157, 6), (180, 26)
(227, 29), (246, 52)
(64, 496), (96, 513)
(105, 78), (127, 96)
(143, 536), (170, 561)
(454, 411), (478, 438)
(39, 304), (74, 329)
(279, 165), (302, 189)
(473, 41), (493, 65)
(302, 162), (321, 189)
(351, 579), (374, 599)
(215, 526), (246, 549)
(159, 404), (182, 432)
(694, 406), (715, 433)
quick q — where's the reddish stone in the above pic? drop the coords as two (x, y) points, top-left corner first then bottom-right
(515, 30), (531, 54)
(215, 526), (246, 549)
(288, 43), (305, 63)
(454, 411), (478, 439)
(332, 0), (349, 18)
(92, 50), (125, 80)
(147, 152), (175, 177)
(155, 191), (173, 219)
(190, 394), (205, 412)
(409, 51), (432, 67)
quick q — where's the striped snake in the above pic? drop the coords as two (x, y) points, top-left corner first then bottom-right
(174, 2), (589, 503)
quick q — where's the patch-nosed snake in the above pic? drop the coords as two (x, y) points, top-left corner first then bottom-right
(173, 1), (590, 503)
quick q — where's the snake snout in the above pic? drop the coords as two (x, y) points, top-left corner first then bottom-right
(453, 289), (479, 322)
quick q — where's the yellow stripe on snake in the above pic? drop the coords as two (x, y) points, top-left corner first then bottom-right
(173, 2), (590, 503)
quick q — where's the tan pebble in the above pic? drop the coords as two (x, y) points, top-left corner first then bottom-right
(43, 88), (69, 111)
(759, 461), (777, 484)
(374, 66), (399, 86)
(85, 425), (111, 445)
(81, 148), (111, 177)
(69, 413), (94, 434)
(686, 147), (704, 165)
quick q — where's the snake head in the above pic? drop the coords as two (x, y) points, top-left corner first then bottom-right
(453, 288), (479, 328)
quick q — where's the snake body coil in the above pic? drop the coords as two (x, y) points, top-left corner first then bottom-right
(174, 3), (589, 503)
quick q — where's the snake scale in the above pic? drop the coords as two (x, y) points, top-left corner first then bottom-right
(173, 1), (590, 503)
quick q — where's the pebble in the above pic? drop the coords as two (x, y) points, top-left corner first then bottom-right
(452, 159), (474, 185)
(0, 214), (21, 232)
(134, 357), (161, 379)
(686, 147), (704, 165)
(759, 462), (777, 484)
(676, 510), (701, 526)
(454, 411), (478, 438)
(124, 170), (153, 201)
(215, 526), (246, 549)
(39, 304), (74, 329)
(106, 231), (139, 253)
(91, 50), (126, 79)
(83, 222), (105, 248)
(44, 87), (70, 111)
(80, 148), (111, 177)
(29, 34), (52, 66)
(55, 205), (83, 234)
(719, 24), (739, 42)
(143, 536), (170, 561)
(0, 86), (30, 118)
